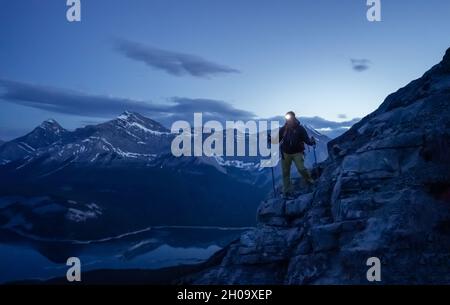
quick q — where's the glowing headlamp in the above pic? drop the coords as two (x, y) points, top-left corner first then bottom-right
(285, 114), (292, 120)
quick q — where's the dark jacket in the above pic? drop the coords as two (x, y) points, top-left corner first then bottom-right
(279, 120), (314, 154)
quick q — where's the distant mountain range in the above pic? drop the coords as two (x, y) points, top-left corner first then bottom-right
(0, 112), (329, 239)
(0, 111), (328, 167)
(0, 112), (172, 166)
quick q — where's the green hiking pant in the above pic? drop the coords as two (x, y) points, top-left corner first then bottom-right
(281, 152), (314, 195)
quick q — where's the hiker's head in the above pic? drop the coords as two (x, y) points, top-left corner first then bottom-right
(285, 111), (297, 126)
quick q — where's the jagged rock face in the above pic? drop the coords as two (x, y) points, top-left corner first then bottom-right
(189, 49), (450, 284)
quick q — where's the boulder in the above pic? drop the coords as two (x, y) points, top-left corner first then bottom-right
(233, 227), (291, 265)
(310, 223), (340, 252)
(285, 193), (313, 218)
(256, 199), (288, 227)
(285, 254), (328, 284)
(341, 150), (399, 176)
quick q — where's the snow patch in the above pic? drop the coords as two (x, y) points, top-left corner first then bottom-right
(18, 142), (35, 152)
(129, 122), (170, 136)
(66, 208), (99, 222)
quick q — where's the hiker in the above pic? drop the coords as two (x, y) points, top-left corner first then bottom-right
(279, 111), (316, 198)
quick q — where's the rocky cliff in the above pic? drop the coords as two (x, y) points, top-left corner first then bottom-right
(185, 49), (450, 284)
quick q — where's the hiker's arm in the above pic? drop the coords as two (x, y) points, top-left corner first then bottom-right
(300, 126), (315, 146)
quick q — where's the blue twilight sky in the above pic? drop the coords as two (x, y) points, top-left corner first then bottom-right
(0, 0), (450, 139)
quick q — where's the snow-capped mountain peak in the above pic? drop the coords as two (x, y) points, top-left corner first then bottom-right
(0, 119), (68, 164)
(42, 118), (58, 125)
(117, 111), (139, 121)
(113, 111), (170, 135)
(38, 119), (65, 134)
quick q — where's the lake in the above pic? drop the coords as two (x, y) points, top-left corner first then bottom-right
(0, 226), (251, 283)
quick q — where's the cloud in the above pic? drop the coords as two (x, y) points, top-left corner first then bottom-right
(300, 116), (360, 138)
(0, 79), (254, 126)
(351, 59), (371, 72)
(115, 39), (240, 78)
(143, 97), (257, 126)
(0, 79), (359, 138)
(0, 79), (158, 117)
(337, 114), (347, 119)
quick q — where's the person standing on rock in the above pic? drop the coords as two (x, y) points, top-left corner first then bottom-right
(279, 111), (316, 199)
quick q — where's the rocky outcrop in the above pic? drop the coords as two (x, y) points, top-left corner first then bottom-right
(186, 49), (450, 284)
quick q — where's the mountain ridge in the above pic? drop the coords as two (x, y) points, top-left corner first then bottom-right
(0, 111), (329, 168)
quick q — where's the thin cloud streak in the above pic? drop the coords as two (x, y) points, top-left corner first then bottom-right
(115, 39), (240, 78)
